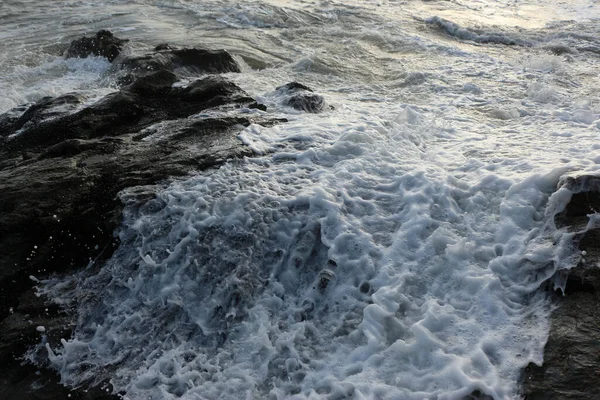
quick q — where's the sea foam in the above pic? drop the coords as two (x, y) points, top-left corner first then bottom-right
(11, 0), (600, 398)
(40, 105), (578, 399)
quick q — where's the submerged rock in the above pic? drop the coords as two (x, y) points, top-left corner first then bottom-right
(276, 82), (326, 113)
(65, 29), (129, 62)
(0, 32), (286, 399)
(154, 43), (175, 51)
(523, 174), (600, 399)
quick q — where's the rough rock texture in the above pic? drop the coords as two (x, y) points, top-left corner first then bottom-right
(523, 175), (600, 399)
(0, 94), (82, 135)
(65, 30), (129, 62)
(276, 81), (326, 113)
(0, 32), (282, 399)
(115, 47), (242, 85)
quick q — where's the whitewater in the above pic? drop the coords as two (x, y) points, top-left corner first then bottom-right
(2, 0), (600, 398)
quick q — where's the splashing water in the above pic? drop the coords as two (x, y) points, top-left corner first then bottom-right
(4, 0), (599, 398)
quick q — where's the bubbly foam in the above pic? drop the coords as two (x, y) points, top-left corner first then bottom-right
(40, 104), (584, 399)
(6, 0), (598, 399)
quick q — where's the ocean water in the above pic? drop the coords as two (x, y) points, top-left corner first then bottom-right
(2, 0), (600, 399)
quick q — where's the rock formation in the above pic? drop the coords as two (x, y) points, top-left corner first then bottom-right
(65, 30), (129, 62)
(523, 175), (600, 399)
(0, 30), (285, 399)
(276, 81), (327, 113)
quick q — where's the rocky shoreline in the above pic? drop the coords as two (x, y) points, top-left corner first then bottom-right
(523, 176), (600, 400)
(0, 30), (598, 399)
(0, 30), (325, 399)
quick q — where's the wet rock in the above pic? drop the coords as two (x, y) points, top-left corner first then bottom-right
(154, 43), (176, 51)
(277, 82), (313, 92)
(0, 288), (120, 400)
(126, 69), (178, 95)
(522, 174), (600, 399)
(116, 47), (241, 85)
(3, 73), (257, 153)
(543, 44), (575, 56)
(276, 82), (326, 113)
(170, 48), (241, 74)
(38, 138), (92, 159)
(179, 75), (251, 104)
(65, 30), (129, 62)
(556, 175), (600, 219)
(0, 72), (275, 293)
(1, 94), (82, 135)
(464, 390), (495, 400)
(0, 34), (286, 399)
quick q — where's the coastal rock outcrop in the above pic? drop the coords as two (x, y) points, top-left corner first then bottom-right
(0, 31), (281, 399)
(65, 29), (129, 62)
(115, 47), (242, 85)
(64, 30), (241, 81)
(523, 175), (600, 399)
(276, 82), (326, 113)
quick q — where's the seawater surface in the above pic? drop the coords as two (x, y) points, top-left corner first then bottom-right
(3, 0), (600, 399)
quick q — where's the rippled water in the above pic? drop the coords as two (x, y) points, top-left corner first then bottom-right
(3, 0), (600, 399)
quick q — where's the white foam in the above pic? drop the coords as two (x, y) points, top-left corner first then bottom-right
(0, 55), (113, 114)
(522, 55), (565, 74)
(526, 82), (559, 104)
(10, 0), (600, 399)
(39, 103), (581, 399)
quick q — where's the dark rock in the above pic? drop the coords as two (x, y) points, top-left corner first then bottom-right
(154, 43), (176, 51)
(522, 174), (600, 399)
(116, 53), (173, 82)
(65, 30), (129, 62)
(170, 48), (241, 73)
(0, 105), (30, 138)
(3, 74), (257, 153)
(556, 175), (600, 219)
(0, 41), (286, 398)
(0, 288), (120, 400)
(249, 102), (268, 111)
(277, 82), (313, 92)
(464, 390), (495, 400)
(126, 69), (178, 96)
(116, 47), (241, 86)
(38, 138), (88, 159)
(179, 75), (252, 104)
(0, 94), (82, 135)
(276, 81), (326, 113)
